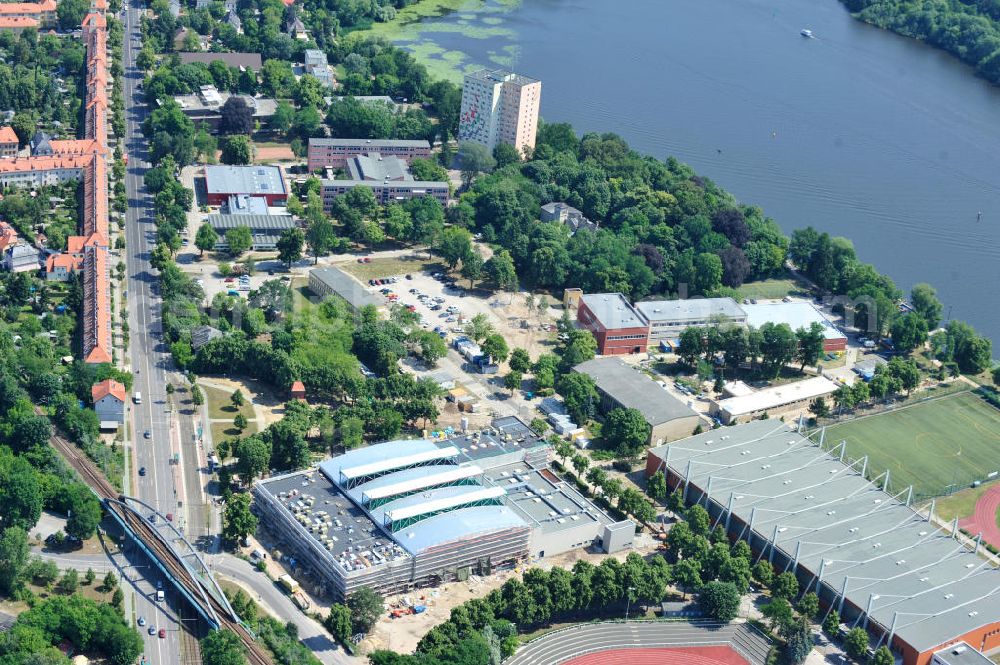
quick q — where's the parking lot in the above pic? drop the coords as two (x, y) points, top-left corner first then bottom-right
(355, 257), (559, 355)
(346, 254), (562, 426)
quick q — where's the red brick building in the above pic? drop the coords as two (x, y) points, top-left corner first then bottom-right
(576, 293), (649, 355)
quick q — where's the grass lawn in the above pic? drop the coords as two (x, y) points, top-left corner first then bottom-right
(736, 277), (807, 301)
(211, 420), (258, 444)
(822, 391), (1000, 498)
(931, 479), (999, 523)
(201, 384), (256, 421)
(339, 256), (443, 281)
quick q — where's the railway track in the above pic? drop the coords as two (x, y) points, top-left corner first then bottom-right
(47, 427), (275, 665)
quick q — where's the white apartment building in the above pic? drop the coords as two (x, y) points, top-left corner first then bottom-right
(458, 69), (541, 155)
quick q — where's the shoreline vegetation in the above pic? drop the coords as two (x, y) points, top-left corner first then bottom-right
(842, 0), (1000, 85)
(347, 0), (519, 83)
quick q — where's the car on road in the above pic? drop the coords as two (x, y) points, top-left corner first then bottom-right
(159, 629), (166, 639)
(166, 513), (173, 522)
(148, 626), (156, 636)
(137, 616), (146, 627)
(143, 430), (151, 439)
(138, 467), (146, 476)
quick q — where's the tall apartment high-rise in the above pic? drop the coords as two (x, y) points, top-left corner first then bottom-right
(458, 69), (541, 156)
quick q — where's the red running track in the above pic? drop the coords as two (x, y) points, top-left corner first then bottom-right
(564, 646), (748, 665)
(958, 483), (1000, 550)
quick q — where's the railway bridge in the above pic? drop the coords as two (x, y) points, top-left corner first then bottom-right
(49, 425), (275, 665)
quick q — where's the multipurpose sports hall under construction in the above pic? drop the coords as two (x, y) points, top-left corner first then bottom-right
(645, 419), (1000, 665)
(254, 417), (635, 600)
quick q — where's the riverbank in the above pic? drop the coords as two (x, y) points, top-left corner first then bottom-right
(348, 0), (519, 83)
(844, 0), (1000, 88)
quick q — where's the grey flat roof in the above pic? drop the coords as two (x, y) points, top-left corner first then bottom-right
(648, 420), (1000, 655)
(322, 179), (448, 190)
(178, 52), (262, 69)
(466, 68), (539, 86)
(432, 416), (549, 464)
(933, 643), (994, 665)
(483, 463), (608, 535)
(349, 154), (410, 182)
(205, 214), (296, 231)
(742, 302), (845, 341)
(635, 297), (746, 323)
(574, 357), (697, 427)
(227, 194), (269, 215)
(205, 165), (286, 196)
(580, 293), (646, 329)
(283, 437), (529, 557)
(328, 95), (396, 106)
(257, 468), (408, 569)
(309, 267), (382, 310)
(310, 138), (429, 149)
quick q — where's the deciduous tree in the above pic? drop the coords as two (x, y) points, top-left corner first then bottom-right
(222, 492), (257, 546)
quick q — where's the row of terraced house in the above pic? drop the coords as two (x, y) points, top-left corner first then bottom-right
(0, 0), (113, 363)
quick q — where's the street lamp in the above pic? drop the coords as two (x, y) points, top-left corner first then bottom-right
(624, 586), (635, 623)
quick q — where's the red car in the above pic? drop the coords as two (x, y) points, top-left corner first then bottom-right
(159, 628), (166, 639)
(166, 513), (174, 522)
(357, 257), (372, 263)
(224, 277), (235, 283)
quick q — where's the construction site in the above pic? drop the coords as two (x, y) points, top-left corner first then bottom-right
(252, 417), (635, 601)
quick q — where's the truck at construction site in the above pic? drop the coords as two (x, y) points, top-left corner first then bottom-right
(277, 574), (301, 595)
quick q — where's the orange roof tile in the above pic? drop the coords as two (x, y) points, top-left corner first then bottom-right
(49, 139), (104, 156)
(0, 0), (54, 16)
(81, 12), (105, 28)
(0, 126), (17, 144)
(0, 155), (92, 174)
(91, 378), (125, 403)
(0, 16), (39, 28)
(46, 252), (83, 272)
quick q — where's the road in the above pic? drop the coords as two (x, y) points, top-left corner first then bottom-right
(208, 555), (357, 665)
(121, 3), (196, 663)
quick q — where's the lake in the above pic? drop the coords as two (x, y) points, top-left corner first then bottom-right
(376, 0), (1000, 344)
